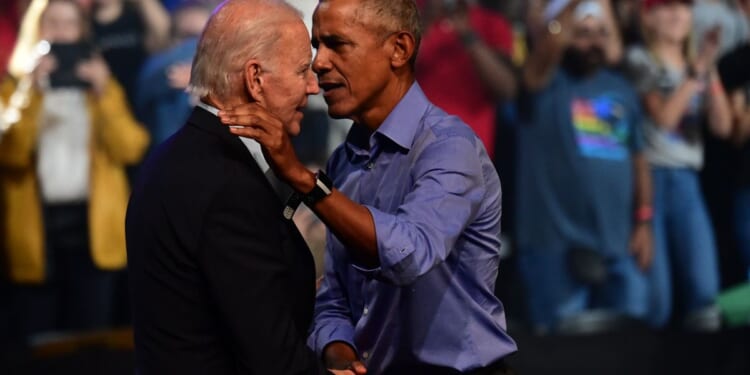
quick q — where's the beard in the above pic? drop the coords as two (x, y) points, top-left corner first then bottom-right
(561, 46), (606, 77)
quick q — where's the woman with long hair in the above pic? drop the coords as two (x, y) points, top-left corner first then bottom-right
(625, 0), (732, 329)
(0, 0), (148, 338)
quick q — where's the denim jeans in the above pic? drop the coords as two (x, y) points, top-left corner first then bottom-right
(647, 167), (720, 328)
(734, 187), (750, 280)
(517, 246), (648, 333)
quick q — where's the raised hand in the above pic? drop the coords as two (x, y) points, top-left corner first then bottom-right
(33, 55), (57, 89)
(167, 62), (192, 89)
(76, 55), (111, 95)
(219, 103), (312, 191)
(692, 25), (722, 78)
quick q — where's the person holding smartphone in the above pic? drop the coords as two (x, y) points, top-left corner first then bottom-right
(0, 0), (149, 339)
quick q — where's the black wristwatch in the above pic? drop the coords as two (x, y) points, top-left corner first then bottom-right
(302, 170), (333, 207)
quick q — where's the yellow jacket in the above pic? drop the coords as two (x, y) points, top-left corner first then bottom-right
(0, 78), (149, 283)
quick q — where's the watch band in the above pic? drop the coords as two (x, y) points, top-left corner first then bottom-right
(302, 170), (333, 207)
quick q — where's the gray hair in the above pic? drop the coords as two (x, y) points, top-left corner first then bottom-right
(189, 0), (302, 100)
(350, 0), (422, 67)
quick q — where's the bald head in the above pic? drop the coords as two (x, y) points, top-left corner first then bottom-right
(189, 0), (302, 101)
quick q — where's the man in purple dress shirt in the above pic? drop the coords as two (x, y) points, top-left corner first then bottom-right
(220, 0), (517, 373)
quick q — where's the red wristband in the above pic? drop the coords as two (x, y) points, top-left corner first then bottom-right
(710, 79), (724, 94)
(635, 206), (653, 223)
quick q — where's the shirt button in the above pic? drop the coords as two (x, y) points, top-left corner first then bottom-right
(362, 351), (370, 360)
(366, 161), (375, 170)
(363, 307), (369, 316)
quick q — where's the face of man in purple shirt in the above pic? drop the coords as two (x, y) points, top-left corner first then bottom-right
(311, 0), (418, 127)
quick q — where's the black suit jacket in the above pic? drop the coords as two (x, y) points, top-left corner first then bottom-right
(126, 108), (325, 374)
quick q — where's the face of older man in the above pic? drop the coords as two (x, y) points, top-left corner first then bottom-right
(312, 0), (395, 120)
(257, 20), (319, 137)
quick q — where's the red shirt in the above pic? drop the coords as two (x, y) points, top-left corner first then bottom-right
(416, 6), (512, 159)
(0, 1), (20, 77)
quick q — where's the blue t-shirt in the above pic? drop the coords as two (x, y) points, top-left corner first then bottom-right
(516, 69), (644, 256)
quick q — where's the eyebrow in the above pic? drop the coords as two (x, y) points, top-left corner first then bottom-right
(313, 33), (350, 47)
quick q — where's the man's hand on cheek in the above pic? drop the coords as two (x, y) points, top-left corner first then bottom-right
(219, 104), (314, 192)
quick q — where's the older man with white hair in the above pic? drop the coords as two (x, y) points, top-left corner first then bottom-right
(125, 1), (353, 374)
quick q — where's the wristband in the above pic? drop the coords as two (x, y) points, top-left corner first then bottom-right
(635, 205), (653, 223)
(710, 79), (724, 94)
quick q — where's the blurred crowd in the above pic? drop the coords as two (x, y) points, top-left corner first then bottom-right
(1, 0), (750, 346)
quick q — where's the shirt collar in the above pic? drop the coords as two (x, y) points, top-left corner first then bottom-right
(196, 101), (219, 116)
(345, 82), (430, 154)
(196, 101), (270, 174)
(239, 137), (270, 174)
(374, 82), (429, 151)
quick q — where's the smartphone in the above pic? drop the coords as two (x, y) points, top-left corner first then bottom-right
(48, 42), (94, 89)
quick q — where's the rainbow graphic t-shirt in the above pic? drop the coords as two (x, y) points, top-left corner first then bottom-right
(517, 69), (644, 257)
(571, 96), (631, 161)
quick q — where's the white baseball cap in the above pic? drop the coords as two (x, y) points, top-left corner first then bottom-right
(544, 0), (604, 22)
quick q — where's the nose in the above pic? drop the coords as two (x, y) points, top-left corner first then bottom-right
(312, 47), (331, 75)
(306, 69), (320, 95)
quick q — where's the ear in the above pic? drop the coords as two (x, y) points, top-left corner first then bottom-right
(390, 31), (417, 69)
(243, 59), (264, 102)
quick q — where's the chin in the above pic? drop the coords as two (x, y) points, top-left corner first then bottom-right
(285, 121), (302, 137)
(326, 103), (354, 120)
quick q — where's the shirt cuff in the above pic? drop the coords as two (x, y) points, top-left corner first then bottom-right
(312, 323), (357, 358)
(360, 205), (418, 284)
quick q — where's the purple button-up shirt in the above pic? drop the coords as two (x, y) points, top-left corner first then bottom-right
(308, 83), (517, 373)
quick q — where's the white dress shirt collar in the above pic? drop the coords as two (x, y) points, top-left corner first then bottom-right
(196, 101), (271, 174)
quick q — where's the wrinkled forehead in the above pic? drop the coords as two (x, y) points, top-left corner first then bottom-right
(276, 20), (313, 59)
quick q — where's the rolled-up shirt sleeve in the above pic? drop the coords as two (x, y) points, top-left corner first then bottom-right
(354, 135), (486, 286)
(308, 244), (358, 356)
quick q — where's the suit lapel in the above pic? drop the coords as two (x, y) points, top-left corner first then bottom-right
(187, 107), (282, 202)
(187, 107), (311, 255)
